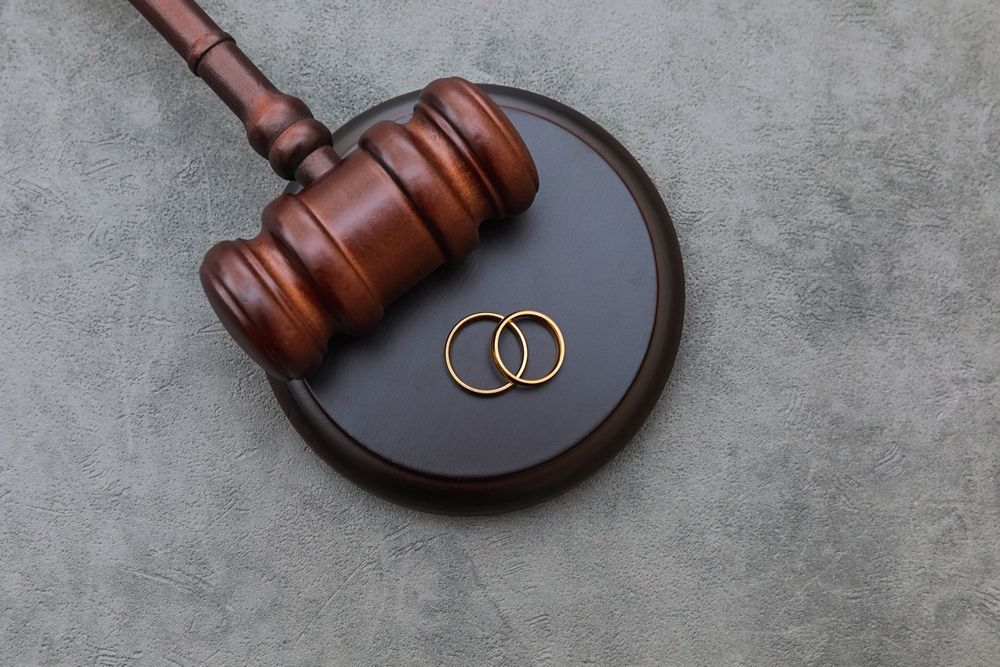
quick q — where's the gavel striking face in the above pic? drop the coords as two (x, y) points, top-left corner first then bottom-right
(129, 1), (538, 380)
(202, 80), (538, 379)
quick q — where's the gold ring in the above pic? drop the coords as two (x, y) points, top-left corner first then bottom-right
(445, 312), (528, 396)
(492, 310), (565, 386)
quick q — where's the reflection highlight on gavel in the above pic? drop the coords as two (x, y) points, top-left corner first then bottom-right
(128, 0), (539, 379)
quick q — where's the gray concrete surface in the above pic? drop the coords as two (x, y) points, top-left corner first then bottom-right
(1, 0), (998, 664)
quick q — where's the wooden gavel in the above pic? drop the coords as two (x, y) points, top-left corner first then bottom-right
(128, 0), (539, 380)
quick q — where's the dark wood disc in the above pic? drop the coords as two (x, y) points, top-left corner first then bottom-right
(270, 85), (684, 514)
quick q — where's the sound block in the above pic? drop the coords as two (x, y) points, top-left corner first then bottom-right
(270, 85), (684, 514)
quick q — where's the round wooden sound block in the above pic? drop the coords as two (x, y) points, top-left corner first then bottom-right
(270, 85), (684, 514)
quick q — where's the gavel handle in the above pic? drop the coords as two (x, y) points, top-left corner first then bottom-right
(127, 0), (339, 184)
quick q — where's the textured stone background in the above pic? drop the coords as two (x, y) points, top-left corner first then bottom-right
(1, 0), (998, 664)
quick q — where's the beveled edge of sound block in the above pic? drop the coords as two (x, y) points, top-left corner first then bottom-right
(269, 84), (685, 515)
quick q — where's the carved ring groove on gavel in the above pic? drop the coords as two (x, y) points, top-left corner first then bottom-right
(128, 0), (539, 380)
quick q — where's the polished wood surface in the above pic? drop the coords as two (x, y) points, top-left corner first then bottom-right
(128, 1), (539, 379)
(272, 86), (684, 514)
(201, 79), (538, 379)
(128, 0), (338, 184)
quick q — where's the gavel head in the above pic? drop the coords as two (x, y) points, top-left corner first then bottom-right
(199, 78), (539, 380)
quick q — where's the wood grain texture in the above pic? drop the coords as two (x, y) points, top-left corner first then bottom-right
(127, 1), (539, 379)
(200, 78), (538, 379)
(128, 0), (339, 183)
(5, 0), (1000, 663)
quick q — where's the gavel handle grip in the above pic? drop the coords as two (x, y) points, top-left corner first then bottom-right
(127, 0), (339, 184)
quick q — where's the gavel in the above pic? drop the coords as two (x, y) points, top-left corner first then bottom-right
(128, 0), (539, 380)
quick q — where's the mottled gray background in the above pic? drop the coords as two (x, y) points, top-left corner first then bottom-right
(1, 0), (998, 664)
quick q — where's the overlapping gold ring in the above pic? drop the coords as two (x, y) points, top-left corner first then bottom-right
(445, 310), (565, 396)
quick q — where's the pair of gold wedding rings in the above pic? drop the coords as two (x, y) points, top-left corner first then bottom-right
(445, 310), (566, 396)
